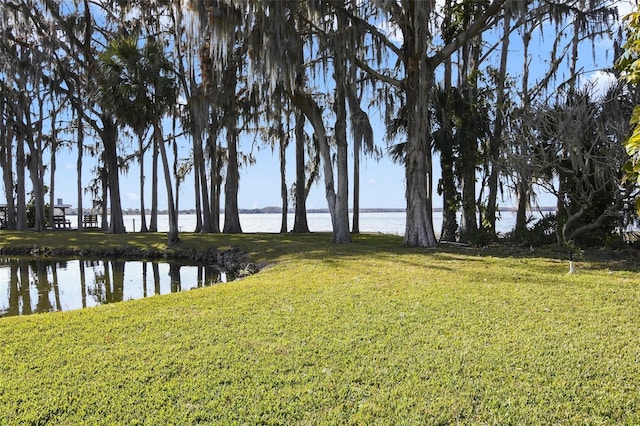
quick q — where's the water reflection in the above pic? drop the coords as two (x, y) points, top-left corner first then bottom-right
(0, 258), (232, 318)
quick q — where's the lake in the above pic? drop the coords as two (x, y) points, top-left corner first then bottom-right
(110, 211), (527, 235)
(0, 258), (230, 318)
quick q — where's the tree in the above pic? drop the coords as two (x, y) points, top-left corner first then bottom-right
(529, 85), (634, 246)
(358, 0), (509, 247)
(617, 6), (640, 211)
(97, 39), (152, 232)
(169, 1), (216, 233)
(31, 0), (127, 233)
(96, 38), (179, 243)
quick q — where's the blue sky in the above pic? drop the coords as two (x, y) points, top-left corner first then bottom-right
(13, 0), (637, 212)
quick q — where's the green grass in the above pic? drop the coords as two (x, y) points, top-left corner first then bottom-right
(1, 231), (639, 424)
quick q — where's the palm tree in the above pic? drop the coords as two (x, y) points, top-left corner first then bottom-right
(96, 37), (179, 244)
(97, 39), (153, 232)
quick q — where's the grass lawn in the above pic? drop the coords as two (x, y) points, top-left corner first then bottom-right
(0, 231), (639, 424)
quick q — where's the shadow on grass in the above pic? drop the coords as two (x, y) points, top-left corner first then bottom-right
(1, 230), (639, 273)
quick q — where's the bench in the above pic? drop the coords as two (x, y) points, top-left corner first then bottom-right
(83, 214), (99, 229)
(53, 215), (71, 229)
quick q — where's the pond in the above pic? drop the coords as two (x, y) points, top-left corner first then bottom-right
(0, 258), (233, 318)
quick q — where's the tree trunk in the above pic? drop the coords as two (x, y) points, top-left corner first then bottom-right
(101, 115), (126, 234)
(223, 128), (242, 233)
(193, 148), (203, 234)
(24, 109), (46, 231)
(49, 137), (57, 230)
(19, 94), (45, 231)
(290, 89), (348, 242)
(486, 7), (511, 235)
(292, 110), (309, 233)
(556, 176), (566, 248)
(138, 135), (148, 232)
(149, 140), (159, 232)
(331, 54), (352, 244)
(193, 153), (202, 233)
(153, 122), (179, 245)
(75, 106), (84, 232)
(459, 153), (478, 242)
(279, 133), (288, 234)
(193, 128), (213, 233)
(440, 141), (458, 241)
(16, 133), (27, 230)
(100, 165), (108, 230)
(514, 178), (529, 234)
(404, 70), (437, 247)
(1, 118), (16, 230)
(515, 18), (532, 236)
(439, 36), (458, 242)
(402, 5), (437, 248)
(211, 138), (222, 233)
(352, 133), (361, 234)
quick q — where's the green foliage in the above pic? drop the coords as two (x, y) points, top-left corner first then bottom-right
(616, 9), (640, 208)
(509, 214), (557, 247)
(96, 37), (177, 136)
(467, 226), (495, 247)
(25, 189), (50, 229)
(0, 233), (639, 423)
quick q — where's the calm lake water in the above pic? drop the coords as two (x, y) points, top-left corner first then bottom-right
(0, 258), (230, 318)
(1, 211), (529, 317)
(112, 211), (524, 235)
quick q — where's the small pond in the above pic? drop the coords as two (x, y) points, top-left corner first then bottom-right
(0, 258), (233, 318)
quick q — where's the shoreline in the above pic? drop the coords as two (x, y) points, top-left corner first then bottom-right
(77, 206), (557, 215)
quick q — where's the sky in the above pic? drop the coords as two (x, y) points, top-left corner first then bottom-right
(11, 0), (638, 213)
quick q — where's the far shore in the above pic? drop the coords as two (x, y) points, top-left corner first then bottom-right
(63, 206), (557, 215)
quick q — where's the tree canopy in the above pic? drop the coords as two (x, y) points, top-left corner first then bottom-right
(0, 0), (636, 248)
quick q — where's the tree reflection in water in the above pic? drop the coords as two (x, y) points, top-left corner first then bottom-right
(0, 258), (231, 317)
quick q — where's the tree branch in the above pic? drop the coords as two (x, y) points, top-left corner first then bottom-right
(431, 0), (509, 68)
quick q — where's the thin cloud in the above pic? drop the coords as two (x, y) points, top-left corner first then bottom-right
(616, 0), (636, 17)
(584, 70), (617, 98)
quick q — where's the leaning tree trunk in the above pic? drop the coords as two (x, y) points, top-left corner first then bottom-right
(153, 122), (179, 245)
(149, 141), (159, 232)
(290, 89), (349, 243)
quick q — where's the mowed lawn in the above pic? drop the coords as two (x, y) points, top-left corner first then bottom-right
(0, 231), (639, 424)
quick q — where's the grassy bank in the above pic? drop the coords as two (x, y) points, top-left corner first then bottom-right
(0, 232), (639, 424)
